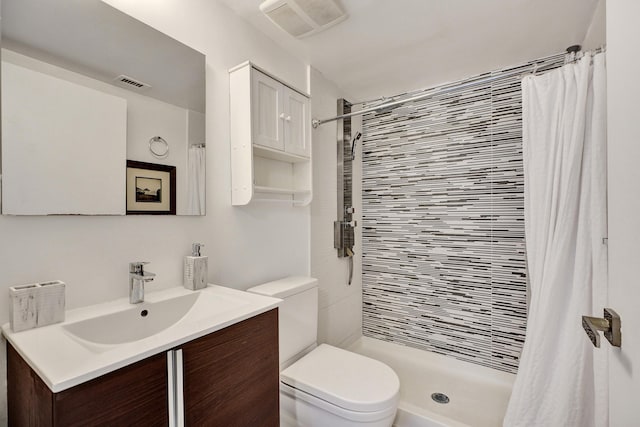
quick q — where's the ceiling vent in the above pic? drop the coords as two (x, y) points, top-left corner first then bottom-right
(259, 0), (347, 38)
(113, 74), (151, 90)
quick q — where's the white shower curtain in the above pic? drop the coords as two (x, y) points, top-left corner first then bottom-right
(187, 145), (205, 215)
(504, 52), (608, 427)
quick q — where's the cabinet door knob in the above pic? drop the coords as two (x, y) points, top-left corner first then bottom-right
(285, 115), (291, 121)
(279, 113), (286, 120)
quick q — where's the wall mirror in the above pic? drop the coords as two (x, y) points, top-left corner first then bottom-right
(1, 0), (206, 215)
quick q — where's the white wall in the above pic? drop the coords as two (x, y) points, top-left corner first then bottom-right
(309, 67), (362, 347)
(582, 0), (606, 50)
(606, 0), (640, 424)
(0, 0), (310, 423)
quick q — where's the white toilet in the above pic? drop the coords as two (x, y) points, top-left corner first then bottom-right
(248, 276), (399, 427)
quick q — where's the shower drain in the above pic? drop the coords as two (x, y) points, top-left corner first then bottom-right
(431, 392), (450, 404)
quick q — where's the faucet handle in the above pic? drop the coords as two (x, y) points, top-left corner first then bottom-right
(129, 262), (150, 274)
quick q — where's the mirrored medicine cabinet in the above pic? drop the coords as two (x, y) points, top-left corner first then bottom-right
(0, 0), (206, 215)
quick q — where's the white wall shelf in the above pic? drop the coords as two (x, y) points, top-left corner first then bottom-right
(253, 145), (309, 163)
(230, 61), (312, 206)
(253, 186), (311, 195)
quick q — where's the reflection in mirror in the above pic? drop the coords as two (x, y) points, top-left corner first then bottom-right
(1, 0), (206, 215)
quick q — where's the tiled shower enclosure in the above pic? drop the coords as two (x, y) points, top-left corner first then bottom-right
(361, 54), (564, 373)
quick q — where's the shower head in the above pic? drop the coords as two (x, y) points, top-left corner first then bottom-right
(350, 132), (362, 160)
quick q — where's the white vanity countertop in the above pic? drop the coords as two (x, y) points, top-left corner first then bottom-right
(2, 284), (281, 393)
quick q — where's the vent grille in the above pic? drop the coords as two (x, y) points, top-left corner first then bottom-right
(114, 75), (151, 90)
(266, 4), (314, 37)
(260, 0), (346, 38)
(295, 0), (343, 26)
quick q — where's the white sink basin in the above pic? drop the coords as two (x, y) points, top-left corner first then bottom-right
(63, 293), (199, 345)
(2, 284), (281, 393)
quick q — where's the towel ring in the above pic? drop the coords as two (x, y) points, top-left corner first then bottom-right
(149, 136), (169, 159)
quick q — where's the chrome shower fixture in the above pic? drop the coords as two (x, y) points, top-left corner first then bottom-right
(335, 99), (357, 285)
(350, 132), (362, 160)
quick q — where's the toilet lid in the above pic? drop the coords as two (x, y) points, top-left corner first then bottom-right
(280, 344), (399, 413)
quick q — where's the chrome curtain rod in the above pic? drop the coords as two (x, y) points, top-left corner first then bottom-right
(311, 66), (533, 128)
(311, 47), (604, 129)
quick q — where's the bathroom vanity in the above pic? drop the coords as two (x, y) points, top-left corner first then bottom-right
(3, 285), (281, 426)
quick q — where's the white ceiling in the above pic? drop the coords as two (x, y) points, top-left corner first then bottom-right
(218, 0), (600, 101)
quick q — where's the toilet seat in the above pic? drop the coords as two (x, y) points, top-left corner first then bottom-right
(280, 344), (399, 419)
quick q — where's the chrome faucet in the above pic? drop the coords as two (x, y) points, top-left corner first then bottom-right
(129, 262), (156, 304)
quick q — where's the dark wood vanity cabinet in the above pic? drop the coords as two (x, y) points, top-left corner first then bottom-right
(7, 309), (279, 426)
(8, 342), (170, 426)
(182, 308), (279, 426)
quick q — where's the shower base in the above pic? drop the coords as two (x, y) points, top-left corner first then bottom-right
(348, 337), (515, 427)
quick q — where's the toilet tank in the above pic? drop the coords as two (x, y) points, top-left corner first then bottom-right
(247, 276), (318, 367)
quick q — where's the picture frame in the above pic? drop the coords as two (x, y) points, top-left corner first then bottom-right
(126, 160), (176, 215)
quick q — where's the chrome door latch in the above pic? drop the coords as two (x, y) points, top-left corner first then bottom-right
(582, 308), (621, 348)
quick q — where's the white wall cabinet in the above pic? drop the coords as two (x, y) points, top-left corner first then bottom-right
(283, 88), (311, 157)
(230, 61), (311, 206)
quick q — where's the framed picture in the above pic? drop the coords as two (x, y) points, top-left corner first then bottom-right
(126, 160), (176, 215)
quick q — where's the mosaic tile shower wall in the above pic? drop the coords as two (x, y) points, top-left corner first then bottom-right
(361, 54), (565, 373)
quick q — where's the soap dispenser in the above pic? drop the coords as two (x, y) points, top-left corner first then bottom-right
(184, 243), (208, 290)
